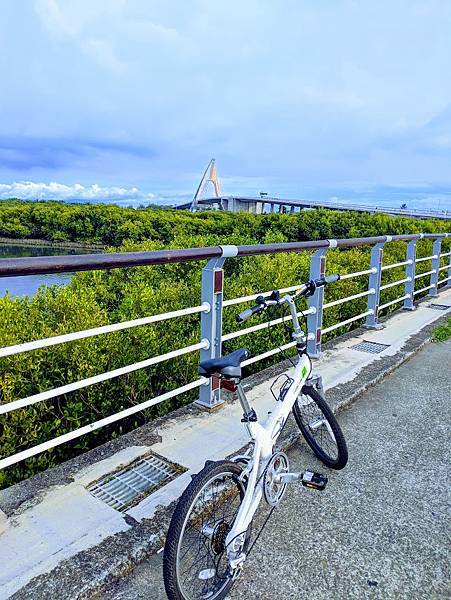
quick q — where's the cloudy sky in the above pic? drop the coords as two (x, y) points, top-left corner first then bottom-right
(1, 0), (451, 208)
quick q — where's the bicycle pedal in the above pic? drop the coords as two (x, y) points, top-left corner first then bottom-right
(301, 470), (328, 491)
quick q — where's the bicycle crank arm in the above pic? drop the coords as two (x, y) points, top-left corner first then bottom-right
(273, 471), (303, 484)
(275, 470), (328, 490)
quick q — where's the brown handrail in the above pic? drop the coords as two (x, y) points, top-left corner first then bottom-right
(0, 233), (447, 277)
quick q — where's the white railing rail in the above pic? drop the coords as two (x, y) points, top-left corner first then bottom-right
(0, 303), (211, 358)
(0, 232), (449, 472)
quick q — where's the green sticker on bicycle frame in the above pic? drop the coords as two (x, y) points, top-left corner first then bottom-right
(302, 365), (308, 378)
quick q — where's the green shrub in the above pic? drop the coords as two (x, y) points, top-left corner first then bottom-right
(0, 200), (449, 488)
(432, 317), (451, 342)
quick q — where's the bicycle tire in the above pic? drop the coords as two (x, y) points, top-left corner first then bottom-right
(292, 385), (348, 470)
(163, 460), (250, 600)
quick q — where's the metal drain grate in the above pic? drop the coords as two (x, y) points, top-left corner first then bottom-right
(429, 304), (450, 311)
(352, 340), (390, 354)
(88, 453), (181, 512)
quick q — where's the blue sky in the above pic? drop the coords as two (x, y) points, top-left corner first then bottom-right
(0, 0), (451, 208)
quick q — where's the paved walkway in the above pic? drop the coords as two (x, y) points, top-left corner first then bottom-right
(101, 339), (450, 600)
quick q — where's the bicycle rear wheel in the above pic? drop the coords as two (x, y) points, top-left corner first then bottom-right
(163, 460), (251, 600)
(292, 385), (348, 470)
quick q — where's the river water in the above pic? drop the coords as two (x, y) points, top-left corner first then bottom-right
(0, 244), (90, 298)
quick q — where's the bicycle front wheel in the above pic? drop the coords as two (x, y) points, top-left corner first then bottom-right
(163, 460), (251, 600)
(292, 385), (348, 470)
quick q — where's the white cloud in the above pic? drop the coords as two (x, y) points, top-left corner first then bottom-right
(35, 0), (129, 73)
(82, 39), (126, 73)
(5, 0), (450, 188)
(34, 0), (128, 37)
(120, 19), (180, 45)
(0, 181), (155, 201)
(34, 0), (76, 37)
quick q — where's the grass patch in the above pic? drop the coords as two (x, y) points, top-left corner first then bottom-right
(432, 317), (451, 342)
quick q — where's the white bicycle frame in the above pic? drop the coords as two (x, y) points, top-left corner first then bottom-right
(224, 291), (315, 564)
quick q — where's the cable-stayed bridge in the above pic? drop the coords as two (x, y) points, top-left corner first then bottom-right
(177, 159), (450, 219)
(177, 195), (451, 220)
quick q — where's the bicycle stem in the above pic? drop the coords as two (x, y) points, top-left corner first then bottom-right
(284, 293), (306, 343)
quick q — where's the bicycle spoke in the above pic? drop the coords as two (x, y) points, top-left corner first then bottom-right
(174, 468), (248, 600)
(297, 394), (339, 461)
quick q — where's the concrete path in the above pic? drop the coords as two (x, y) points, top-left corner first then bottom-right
(100, 339), (451, 600)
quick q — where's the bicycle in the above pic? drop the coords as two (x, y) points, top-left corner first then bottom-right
(163, 274), (348, 600)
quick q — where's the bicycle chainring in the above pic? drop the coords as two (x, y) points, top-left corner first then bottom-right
(263, 451), (289, 507)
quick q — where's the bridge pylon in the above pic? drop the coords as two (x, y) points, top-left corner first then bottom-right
(190, 159), (221, 212)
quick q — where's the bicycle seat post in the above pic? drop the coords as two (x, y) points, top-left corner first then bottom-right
(236, 382), (257, 423)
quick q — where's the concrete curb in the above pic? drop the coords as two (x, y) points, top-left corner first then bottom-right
(8, 311), (451, 600)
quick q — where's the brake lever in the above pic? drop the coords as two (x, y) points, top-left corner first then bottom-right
(306, 279), (317, 296)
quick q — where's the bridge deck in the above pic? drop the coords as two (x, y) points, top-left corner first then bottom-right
(102, 338), (450, 600)
(188, 196), (451, 220)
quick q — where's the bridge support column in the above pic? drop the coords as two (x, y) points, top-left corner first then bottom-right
(403, 239), (417, 311)
(365, 240), (386, 329)
(429, 238), (441, 297)
(195, 245), (238, 410)
(307, 244), (334, 357)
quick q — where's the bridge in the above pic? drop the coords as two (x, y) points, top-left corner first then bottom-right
(178, 195), (451, 220)
(0, 232), (450, 598)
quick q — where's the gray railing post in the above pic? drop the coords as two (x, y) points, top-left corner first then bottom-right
(403, 238), (418, 310)
(365, 237), (388, 329)
(429, 238), (442, 297)
(196, 245), (238, 409)
(306, 240), (335, 357)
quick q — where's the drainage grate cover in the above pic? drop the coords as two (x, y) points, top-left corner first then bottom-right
(88, 453), (182, 512)
(352, 340), (390, 354)
(429, 304), (450, 311)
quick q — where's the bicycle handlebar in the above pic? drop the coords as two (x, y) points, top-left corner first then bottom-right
(236, 274), (340, 323)
(317, 273), (340, 286)
(236, 304), (265, 324)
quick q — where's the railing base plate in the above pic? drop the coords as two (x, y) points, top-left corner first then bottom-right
(193, 399), (226, 412)
(363, 323), (385, 330)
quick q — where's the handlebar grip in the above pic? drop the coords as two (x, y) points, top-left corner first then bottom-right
(314, 273), (340, 288)
(237, 304), (263, 324)
(237, 308), (254, 324)
(324, 273), (340, 284)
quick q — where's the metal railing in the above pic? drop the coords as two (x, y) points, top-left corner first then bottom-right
(0, 232), (450, 472)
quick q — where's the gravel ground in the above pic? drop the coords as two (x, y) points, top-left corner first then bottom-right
(100, 340), (451, 600)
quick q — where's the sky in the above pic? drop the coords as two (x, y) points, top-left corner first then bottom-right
(0, 0), (451, 209)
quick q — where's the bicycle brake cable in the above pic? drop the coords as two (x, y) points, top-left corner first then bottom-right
(267, 298), (314, 387)
(218, 504), (276, 581)
(222, 461), (277, 565)
(266, 301), (287, 366)
(217, 459), (274, 577)
(245, 506), (276, 558)
(267, 297), (297, 368)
